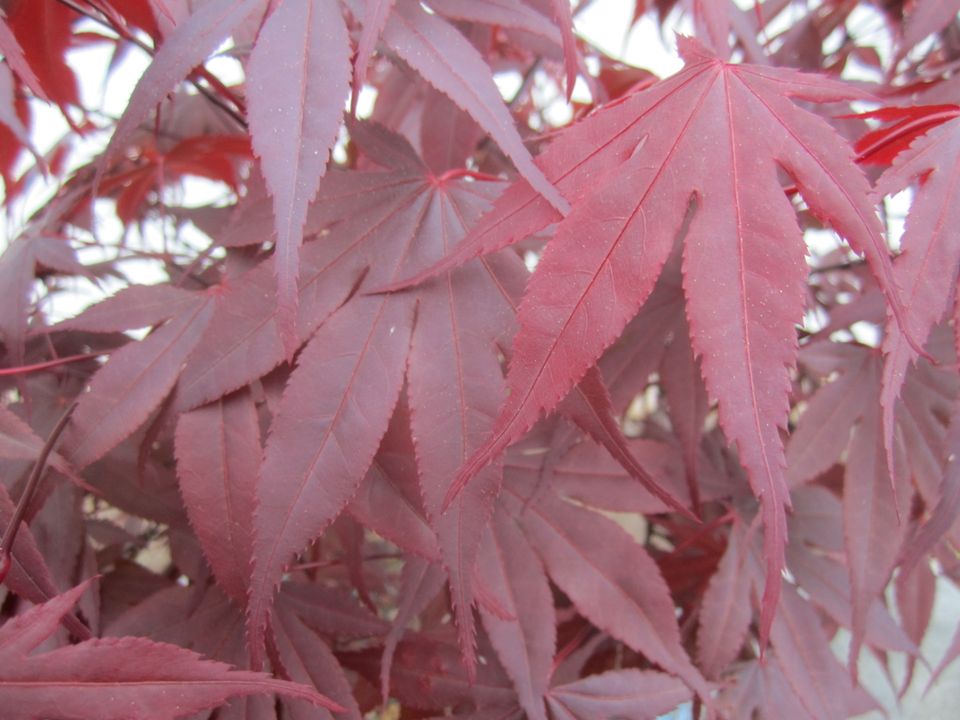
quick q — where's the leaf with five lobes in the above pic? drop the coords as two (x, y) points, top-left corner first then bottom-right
(246, 293), (414, 668)
(502, 485), (712, 704)
(0, 581), (343, 720)
(877, 115), (960, 481)
(100, 0), (261, 179)
(61, 294), (215, 469)
(476, 509), (555, 720)
(174, 387), (260, 605)
(380, 0), (568, 214)
(246, 0), (351, 352)
(233, 127), (525, 669)
(444, 37), (909, 646)
(547, 669), (692, 720)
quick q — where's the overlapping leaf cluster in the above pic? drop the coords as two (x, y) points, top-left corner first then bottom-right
(1, 1), (960, 718)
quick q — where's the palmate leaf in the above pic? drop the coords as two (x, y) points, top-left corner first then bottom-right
(500, 467), (712, 705)
(379, 0), (567, 215)
(245, 127), (521, 669)
(424, 37), (909, 644)
(0, 581), (340, 720)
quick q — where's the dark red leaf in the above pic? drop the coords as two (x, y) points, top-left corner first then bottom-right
(381, 0), (568, 214)
(246, 294), (415, 667)
(61, 295), (214, 469)
(246, 0), (351, 349)
(174, 388), (259, 605)
(0, 581), (342, 720)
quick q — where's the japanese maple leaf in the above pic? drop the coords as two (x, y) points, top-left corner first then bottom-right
(244, 125), (522, 671)
(243, 121), (683, 672)
(405, 37), (909, 645)
(875, 113), (960, 482)
(497, 456), (713, 706)
(0, 581), (341, 720)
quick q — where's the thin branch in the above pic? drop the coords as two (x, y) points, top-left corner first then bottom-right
(0, 353), (106, 377)
(53, 0), (248, 129)
(0, 400), (78, 568)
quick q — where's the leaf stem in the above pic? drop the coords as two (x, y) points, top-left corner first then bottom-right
(0, 353), (105, 377)
(52, 0), (248, 129)
(0, 400), (78, 580)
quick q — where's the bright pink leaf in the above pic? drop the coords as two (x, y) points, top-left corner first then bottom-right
(444, 38), (905, 648)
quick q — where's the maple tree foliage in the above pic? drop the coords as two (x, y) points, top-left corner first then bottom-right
(2, 0), (960, 717)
